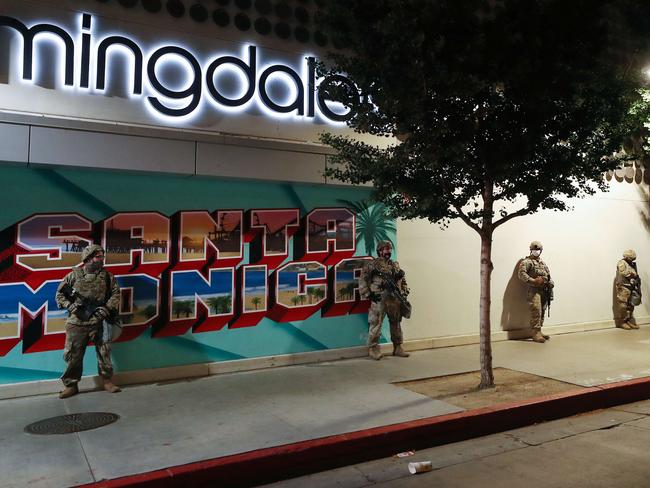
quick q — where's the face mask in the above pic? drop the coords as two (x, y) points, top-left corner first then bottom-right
(85, 259), (103, 272)
(531, 250), (541, 257)
(380, 248), (392, 259)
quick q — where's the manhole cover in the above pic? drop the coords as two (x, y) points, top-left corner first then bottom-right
(24, 412), (119, 435)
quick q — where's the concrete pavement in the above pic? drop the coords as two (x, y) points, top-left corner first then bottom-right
(265, 399), (650, 488)
(2, 326), (650, 487)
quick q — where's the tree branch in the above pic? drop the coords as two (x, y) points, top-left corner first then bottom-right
(453, 205), (482, 234)
(492, 206), (531, 229)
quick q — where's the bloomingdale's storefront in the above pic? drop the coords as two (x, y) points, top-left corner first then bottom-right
(0, 0), (394, 396)
(0, 0), (648, 397)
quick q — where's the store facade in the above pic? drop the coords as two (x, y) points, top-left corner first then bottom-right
(0, 0), (390, 395)
(0, 0), (648, 397)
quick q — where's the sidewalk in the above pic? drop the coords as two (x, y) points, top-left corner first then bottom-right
(3, 327), (650, 488)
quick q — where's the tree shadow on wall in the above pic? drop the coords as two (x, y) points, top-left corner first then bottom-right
(636, 180), (650, 318)
(500, 259), (531, 339)
(637, 177), (650, 234)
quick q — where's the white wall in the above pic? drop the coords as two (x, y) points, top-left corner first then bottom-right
(399, 175), (650, 339)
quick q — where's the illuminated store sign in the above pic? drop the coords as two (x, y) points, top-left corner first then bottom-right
(0, 13), (360, 123)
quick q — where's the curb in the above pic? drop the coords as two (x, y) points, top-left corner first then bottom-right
(77, 376), (650, 488)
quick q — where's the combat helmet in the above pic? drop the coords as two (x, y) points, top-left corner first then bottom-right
(623, 249), (637, 261)
(376, 240), (393, 255)
(529, 240), (543, 251)
(81, 244), (105, 263)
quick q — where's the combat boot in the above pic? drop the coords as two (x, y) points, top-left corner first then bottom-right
(541, 332), (551, 340)
(59, 384), (78, 399)
(393, 345), (410, 357)
(531, 330), (546, 343)
(103, 379), (121, 393)
(368, 345), (382, 360)
(628, 322), (640, 330)
(619, 322), (632, 330)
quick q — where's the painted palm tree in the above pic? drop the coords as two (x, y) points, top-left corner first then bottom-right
(178, 300), (193, 318)
(290, 295), (301, 306)
(172, 301), (185, 318)
(220, 295), (232, 314)
(340, 199), (396, 256)
(206, 295), (232, 314)
(314, 287), (325, 302)
(251, 296), (262, 310)
(343, 282), (356, 300)
(307, 287), (316, 304)
(206, 296), (221, 315)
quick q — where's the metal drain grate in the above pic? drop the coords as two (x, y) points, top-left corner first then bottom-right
(24, 412), (119, 435)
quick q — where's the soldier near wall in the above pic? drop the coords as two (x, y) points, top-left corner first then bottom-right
(518, 241), (554, 343)
(55, 244), (121, 398)
(615, 249), (642, 330)
(359, 240), (411, 360)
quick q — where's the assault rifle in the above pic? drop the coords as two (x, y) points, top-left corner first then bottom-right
(59, 283), (103, 322)
(375, 270), (412, 319)
(59, 283), (122, 341)
(629, 277), (642, 306)
(543, 281), (554, 317)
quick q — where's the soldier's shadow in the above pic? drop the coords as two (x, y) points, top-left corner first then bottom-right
(611, 276), (620, 327)
(500, 259), (531, 339)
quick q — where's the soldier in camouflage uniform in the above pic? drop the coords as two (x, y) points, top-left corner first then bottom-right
(55, 244), (121, 398)
(518, 241), (554, 343)
(615, 249), (641, 330)
(359, 240), (410, 360)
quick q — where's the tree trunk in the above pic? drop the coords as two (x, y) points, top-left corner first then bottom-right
(478, 178), (495, 389)
(478, 231), (494, 389)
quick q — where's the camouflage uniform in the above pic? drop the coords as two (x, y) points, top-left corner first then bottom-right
(359, 241), (410, 359)
(55, 245), (120, 388)
(518, 241), (553, 342)
(615, 249), (641, 330)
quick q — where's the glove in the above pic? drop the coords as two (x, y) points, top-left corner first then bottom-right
(92, 306), (110, 321)
(369, 292), (382, 303)
(531, 277), (545, 286)
(394, 269), (405, 280)
(67, 303), (79, 314)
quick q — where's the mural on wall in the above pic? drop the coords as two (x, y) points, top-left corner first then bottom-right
(0, 207), (376, 357)
(0, 166), (396, 385)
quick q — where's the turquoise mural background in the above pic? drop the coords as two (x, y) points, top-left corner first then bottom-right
(0, 165), (396, 385)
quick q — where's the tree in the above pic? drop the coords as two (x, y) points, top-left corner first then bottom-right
(251, 296), (262, 310)
(317, 0), (650, 388)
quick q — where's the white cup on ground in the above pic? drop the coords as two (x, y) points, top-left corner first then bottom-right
(408, 461), (433, 474)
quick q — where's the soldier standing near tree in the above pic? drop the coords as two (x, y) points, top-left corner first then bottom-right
(55, 244), (121, 398)
(359, 240), (411, 360)
(518, 241), (554, 343)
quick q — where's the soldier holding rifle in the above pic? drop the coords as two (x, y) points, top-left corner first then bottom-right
(518, 240), (554, 343)
(615, 249), (642, 330)
(359, 240), (411, 360)
(55, 244), (121, 398)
